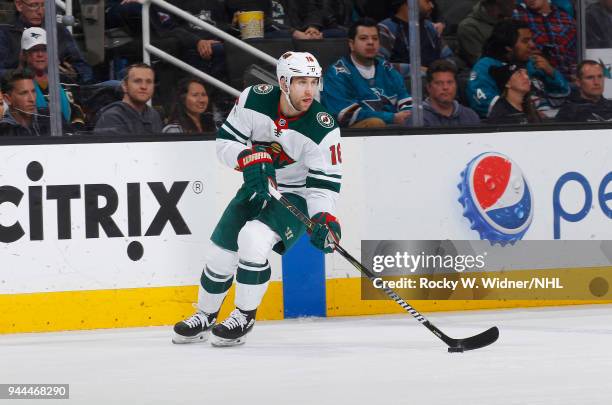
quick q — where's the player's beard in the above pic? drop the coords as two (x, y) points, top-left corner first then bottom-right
(289, 92), (312, 112)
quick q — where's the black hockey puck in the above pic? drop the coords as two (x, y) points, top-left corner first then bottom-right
(448, 347), (464, 353)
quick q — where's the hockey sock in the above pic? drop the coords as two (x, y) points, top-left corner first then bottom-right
(234, 259), (271, 311)
(197, 266), (234, 314)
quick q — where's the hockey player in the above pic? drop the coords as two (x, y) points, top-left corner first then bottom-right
(173, 52), (342, 346)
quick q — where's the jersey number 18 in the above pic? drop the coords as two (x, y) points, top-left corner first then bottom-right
(330, 144), (342, 165)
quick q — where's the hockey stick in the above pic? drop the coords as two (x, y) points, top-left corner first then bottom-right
(268, 182), (499, 352)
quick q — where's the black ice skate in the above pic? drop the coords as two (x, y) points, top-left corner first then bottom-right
(210, 308), (256, 347)
(172, 311), (217, 344)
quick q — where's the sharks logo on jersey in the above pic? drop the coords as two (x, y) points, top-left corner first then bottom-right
(322, 56), (412, 127)
(362, 88), (397, 111)
(333, 60), (350, 75)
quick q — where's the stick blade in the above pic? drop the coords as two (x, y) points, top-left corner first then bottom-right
(449, 326), (499, 352)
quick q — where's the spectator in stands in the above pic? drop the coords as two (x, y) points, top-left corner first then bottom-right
(457, 0), (514, 67)
(487, 63), (541, 124)
(421, 60), (480, 126)
(466, 20), (569, 118)
(283, 0), (351, 39)
(0, 87), (4, 118)
(19, 28), (86, 132)
(0, 70), (49, 136)
(513, 0), (577, 80)
(94, 63), (162, 136)
(356, 0), (446, 29)
(108, 0), (229, 81)
(322, 18), (412, 128)
(378, 0), (454, 78)
(586, 0), (612, 49)
(0, 0), (92, 84)
(556, 60), (612, 122)
(163, 77), (216, 133)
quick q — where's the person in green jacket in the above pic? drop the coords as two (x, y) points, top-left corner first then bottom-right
(457, 0), (514, 67)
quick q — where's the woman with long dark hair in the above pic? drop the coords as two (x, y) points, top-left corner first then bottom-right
(163, 77), (216, 133)
(487, 63), (542, 124)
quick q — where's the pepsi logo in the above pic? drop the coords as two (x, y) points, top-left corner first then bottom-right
(458, 152), (533, 245)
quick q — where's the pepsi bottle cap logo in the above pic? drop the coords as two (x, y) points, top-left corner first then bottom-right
(458, 152), (534, 246)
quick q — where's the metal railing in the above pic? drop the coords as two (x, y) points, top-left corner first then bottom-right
(407, 0), (423, 127)
(141, 0), (277, 98)
(46, 0), (63, 136)
(55, 0), (73, 33)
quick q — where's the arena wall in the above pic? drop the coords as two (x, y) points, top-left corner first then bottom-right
(1, 129), (610, 333)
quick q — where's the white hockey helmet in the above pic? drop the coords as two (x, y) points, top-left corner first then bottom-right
(276, 51), (323, 94)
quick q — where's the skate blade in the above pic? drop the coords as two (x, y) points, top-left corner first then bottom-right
(210, 335), (246, 347)
(172, 331), (210, 344)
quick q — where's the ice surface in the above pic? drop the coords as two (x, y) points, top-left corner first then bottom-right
(1, 305), (611, 405)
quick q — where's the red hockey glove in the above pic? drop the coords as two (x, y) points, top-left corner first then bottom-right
(237, 146), (276, 201)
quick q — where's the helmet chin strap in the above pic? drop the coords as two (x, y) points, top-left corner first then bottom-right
(281, 78), (301, 114)
(283, 91), (301, 113)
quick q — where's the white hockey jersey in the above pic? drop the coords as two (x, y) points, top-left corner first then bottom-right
(217, 84), (342, 217)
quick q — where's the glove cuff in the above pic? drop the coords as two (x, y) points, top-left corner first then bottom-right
(237, 147), (272, 170)
(310, 212), (340, 235)
(311, 212), (338, 225)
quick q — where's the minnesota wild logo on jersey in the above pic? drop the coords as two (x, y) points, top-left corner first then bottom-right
(316, 112), (335, 128)
(253, 84), (274, 94)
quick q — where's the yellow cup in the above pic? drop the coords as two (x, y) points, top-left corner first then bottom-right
(237, 11), (264, 40)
